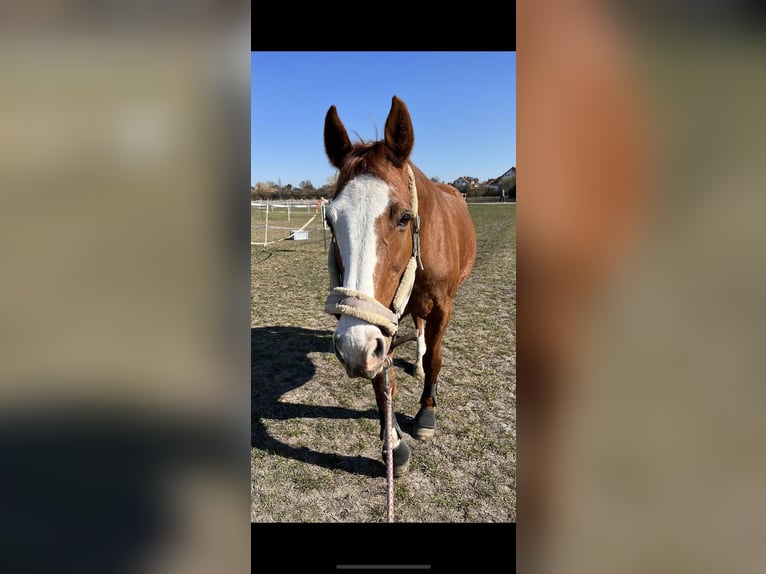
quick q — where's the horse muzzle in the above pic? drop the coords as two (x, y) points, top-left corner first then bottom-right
(332, 319), (390, 380)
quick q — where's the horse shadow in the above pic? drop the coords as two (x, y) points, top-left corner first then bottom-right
(252, 326), (399, 477)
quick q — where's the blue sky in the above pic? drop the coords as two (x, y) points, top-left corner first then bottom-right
(251, 52), (515, 188)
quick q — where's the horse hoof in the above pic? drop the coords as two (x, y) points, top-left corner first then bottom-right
(413, 408), (436, 441)
(382, 440), (411, 477)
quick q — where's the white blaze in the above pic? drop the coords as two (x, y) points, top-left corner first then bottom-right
(327, 175), (391, 297)
(327, 175), (392, 376)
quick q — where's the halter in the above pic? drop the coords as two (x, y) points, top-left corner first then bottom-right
(324, 164), (424, 338)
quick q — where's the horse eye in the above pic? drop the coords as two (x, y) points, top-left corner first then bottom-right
(397, 212), (413, 227)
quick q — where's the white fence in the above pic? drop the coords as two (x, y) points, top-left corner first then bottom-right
(250, 199), (321, 221)
(251, 199), (329, 247)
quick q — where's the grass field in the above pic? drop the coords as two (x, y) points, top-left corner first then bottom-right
(251, 203), (515, 522)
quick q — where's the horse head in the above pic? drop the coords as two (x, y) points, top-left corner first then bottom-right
(323, 96), (422, 380)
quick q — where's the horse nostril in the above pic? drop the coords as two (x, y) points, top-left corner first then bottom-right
(373, 337), (386, 360)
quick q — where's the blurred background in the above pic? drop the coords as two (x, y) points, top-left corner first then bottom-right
(0, 2), (250, 573)
(518, 0), (766, 572)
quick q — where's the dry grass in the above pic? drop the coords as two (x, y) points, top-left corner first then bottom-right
(251, 203), (515, 522)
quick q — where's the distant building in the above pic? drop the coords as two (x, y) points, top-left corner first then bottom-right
(485, 178), (502, 194)
(451, 176), (474, 191)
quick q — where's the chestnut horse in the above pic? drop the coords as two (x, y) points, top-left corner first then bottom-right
(323, 96), (477, 476)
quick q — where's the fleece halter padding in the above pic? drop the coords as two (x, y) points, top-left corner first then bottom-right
(325, 164), (424, 336)
(324, 287), (399, 336)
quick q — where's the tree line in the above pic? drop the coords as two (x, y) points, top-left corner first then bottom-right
(250, 181), (331, 201)
(251, 172), (516, 201)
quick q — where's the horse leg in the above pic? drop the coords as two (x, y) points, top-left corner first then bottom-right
(413, 315), (426, 380)
(413, 302), (452, 440)
(371, 364), (410, 476)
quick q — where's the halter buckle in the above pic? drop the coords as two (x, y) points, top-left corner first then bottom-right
(413, 215), (424, 271)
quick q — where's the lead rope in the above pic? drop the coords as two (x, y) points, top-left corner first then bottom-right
(383, 357), (394, 523)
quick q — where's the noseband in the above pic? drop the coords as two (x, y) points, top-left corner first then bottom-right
(324, 164), (424, 337)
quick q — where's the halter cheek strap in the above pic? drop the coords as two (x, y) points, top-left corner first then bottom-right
(325, 164), (424, 336)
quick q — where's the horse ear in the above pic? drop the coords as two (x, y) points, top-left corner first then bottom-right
(384, 96), (414, 165)
(324, 105), (352, 169)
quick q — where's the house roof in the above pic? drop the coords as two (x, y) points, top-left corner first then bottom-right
(499, 167), (516, 178)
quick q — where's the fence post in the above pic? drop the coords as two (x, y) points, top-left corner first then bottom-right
(264, 201), (269, 248)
